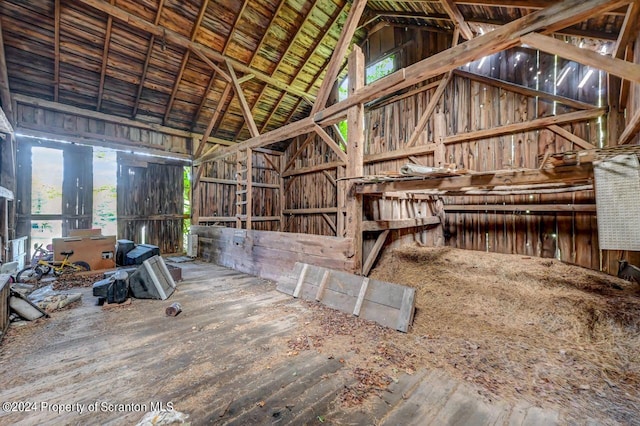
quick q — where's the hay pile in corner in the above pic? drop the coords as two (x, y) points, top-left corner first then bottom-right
(369, 246), (640, 424)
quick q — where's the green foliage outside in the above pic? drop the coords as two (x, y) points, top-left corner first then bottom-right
(336, 55), (396, 143)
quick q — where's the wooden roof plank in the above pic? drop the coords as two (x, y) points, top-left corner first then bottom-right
(312, 0), (367, 115)
(162, 0), (208, 125)
(54, 0), (60, 102)
(131, 0), (164, 118)
(0, 18), (14, 126)
(259, 1), (350, 133)
(76, 0), (313, 101)
(233, 0), (322, 140)
(96, 0), (115, 112)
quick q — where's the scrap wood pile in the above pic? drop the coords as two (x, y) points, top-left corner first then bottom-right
(369, 246), (640, 424)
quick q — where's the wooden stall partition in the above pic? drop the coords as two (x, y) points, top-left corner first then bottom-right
(191, 225), (356, 281)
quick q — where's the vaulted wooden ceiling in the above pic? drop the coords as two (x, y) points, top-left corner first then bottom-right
(0, 0), (630, 145)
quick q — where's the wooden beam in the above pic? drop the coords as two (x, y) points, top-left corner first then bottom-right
(521, 32), (640, 86)
(190, 69), (217, 131)
(362, 217), (441, 231)
(453, 69), (596, 110)
(444, 108), (605, 145)
(314, 124), (348, 163)
(203, 0), (627, 163)
(0, 19), (13, 126)
(281, 161), (344, 178)
(372, 10), (621, 41)
(365, 143), (437, 164)
(451, 0), (627, 14)
(547, 125), (597, 150)
(54, 0), (61, 102)
(163, 52), (191, 124)
(194, 83), (233, 158)
(76, 0), (314, 101)
(283, 133), (315, 173)
(443, 204), (596, 212)
(619, 108), (640, 145)
(439, 0), (474, 40)
(362, 230), (389, 277)
(406, 72), (453, 147)
(190, 45), (232, 83)
(346, 45), (365, 274)
(13, 93), (231, 148)
(96, 0), (116, 112)
(322, 214), (337, 234)
(131, 0), (165, 118)
(323, 170), (337, 187)
(283, 207), (338, 215)
(227, 61), (259, 138)
(311, 0), (368, 115)
(614, 1), (640, 59)
(357, 164), (594, 194)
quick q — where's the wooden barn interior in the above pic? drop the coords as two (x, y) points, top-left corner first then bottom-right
(1, 0), (640, 424)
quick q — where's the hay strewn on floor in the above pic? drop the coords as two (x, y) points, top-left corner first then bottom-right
(369, 246), (640, 424)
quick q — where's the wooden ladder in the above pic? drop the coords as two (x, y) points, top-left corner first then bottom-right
(235, 148), (252, 229)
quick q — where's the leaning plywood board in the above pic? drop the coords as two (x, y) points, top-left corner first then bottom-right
(277, 262), (415, 332)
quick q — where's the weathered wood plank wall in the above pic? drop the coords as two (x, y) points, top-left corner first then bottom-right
(194, 150), (282, 230)
(14, 101), (190, 158)
(117, 153), (184, 254)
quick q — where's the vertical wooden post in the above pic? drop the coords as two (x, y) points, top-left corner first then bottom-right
(346, 45), (365, 274)
(607, 75), (624, 146)
(337, 165), (346, 237)
(246, 148), (253, 230)
(279, 156), (285, 232)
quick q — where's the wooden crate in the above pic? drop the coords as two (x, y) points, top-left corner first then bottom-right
(53, 236), (116, 271)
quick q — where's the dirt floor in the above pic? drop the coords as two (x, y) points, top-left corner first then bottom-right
(367, 246), (640, 424)
(1, 250), (639, 425)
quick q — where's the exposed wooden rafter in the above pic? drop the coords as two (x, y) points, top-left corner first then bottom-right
(521, 32), (640, 85)
(454, 69), (596, 110)
(259, 2), (350, 134)
(131, 0), (165, 118)
(370, 10), (621, 41)
(190, 69), (217, 132)
(312, 0), (368, 115)
(0, 18), (13, 126)
(96, 0), (116, 112)
(438, 0), (474, 39)
(619, 108), (640, 145)
(76, 0), (314, 102)
(211, 0), (257, 140)
(233, 0), (321, 140)
(194, 83), (233, 159)
(54, 0), (61, 102)
(226, 61), (259, 138)
(163, 0), (209, 125)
